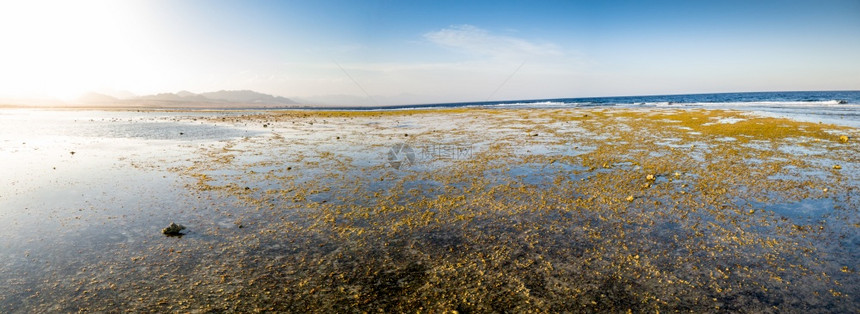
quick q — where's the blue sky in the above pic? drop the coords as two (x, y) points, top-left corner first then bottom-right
(1, 0), (858, 105)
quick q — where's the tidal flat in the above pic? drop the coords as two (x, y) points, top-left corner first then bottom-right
(1, 108), (859, 312)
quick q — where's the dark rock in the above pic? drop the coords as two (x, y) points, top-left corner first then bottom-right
(162, 222), (186, 236)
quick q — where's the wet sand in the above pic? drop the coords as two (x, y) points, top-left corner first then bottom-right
(1, 108), (858, 312)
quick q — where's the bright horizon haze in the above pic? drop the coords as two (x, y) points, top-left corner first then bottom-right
(1, 0), (858, 106)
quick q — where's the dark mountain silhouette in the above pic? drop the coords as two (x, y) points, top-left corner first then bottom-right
(199, 90), (296, 105)
(75, 90), (298, 108)
(77, 92), (118, 104)
(138, 92), (210, 103)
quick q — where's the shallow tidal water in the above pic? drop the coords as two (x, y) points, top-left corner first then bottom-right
(1, 108), (858, 312)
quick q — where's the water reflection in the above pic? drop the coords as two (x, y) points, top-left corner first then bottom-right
(1, 108), (858, 312)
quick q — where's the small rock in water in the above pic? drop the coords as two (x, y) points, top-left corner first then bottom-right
(162, 222), (186, 236)
(833, 165), (842, 170)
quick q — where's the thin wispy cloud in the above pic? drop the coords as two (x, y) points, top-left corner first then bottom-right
(265, 25), (589, 105)
(424, 25), (563, 60)
(1, 1), (857, 104)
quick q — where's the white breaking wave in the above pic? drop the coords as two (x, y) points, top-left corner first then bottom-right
(476, 99), (857, 109)
(690, 100), (857, 107)
(648, 102), (677, 107)
(477, 101), (590, 108)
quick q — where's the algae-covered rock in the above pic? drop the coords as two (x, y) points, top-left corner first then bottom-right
(162, 222), (186, 236)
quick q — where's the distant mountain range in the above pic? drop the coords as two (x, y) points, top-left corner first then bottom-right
(76, 90), (298, 108)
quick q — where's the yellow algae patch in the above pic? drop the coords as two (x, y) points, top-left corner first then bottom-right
(607, 109), (850, 143)
(71, 106), (860, 313)
(269, 108), (479, 119)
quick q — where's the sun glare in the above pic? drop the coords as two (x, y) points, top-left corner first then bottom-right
(0, 0), (159, 100)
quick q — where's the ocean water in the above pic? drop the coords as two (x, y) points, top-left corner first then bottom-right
(349, 90), (860, 127)
(1, 94), (858, 311)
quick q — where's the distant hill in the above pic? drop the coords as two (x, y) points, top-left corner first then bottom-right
(77, 92), (119, 104)
(200, 90), (296, 105)
(175, 90), (196, 98)
(138, 92), (210, 103)
(74, 90), (298, 108)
